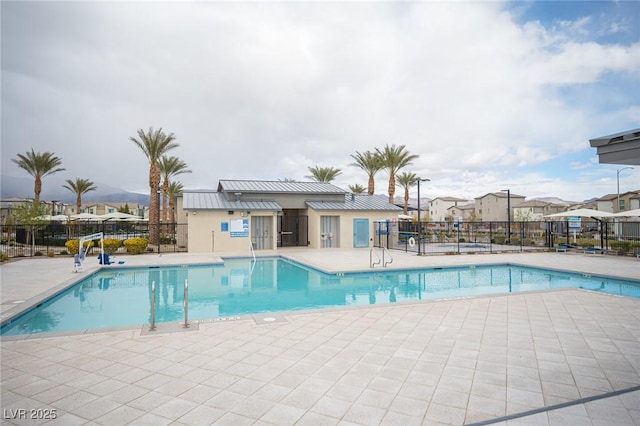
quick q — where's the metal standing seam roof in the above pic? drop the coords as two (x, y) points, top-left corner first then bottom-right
(218, 180), (347, 194)
(306, 194), (403, 211)
(183, 192), (281, 210)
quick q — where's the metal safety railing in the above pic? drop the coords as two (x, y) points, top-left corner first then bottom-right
(370, 247), (393, 268)
(183, 279), (189, 328)
(369, 248), (381, 268)
(149, 281), (156, 331)
(149, 279), (190, 331)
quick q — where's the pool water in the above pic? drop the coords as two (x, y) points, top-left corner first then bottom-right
(2, 258), (639, 336)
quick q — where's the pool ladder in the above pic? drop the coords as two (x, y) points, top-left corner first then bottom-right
(370, 247), (393, 268)
(149, 279), (190, 331)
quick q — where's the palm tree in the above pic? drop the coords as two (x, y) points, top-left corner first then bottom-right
(167, 181), (184, 225)
(12, 149), (65, 208)
(348, 183), (366, 194)
(375, 144), (419, 204)
(63, 178), (97, 215)
(396, 172), (418, 215)
(306, 166), (342, 183)
(350, 150), (383, 195)
(130, 127), (178, 246)
(159, 156), (191, 224)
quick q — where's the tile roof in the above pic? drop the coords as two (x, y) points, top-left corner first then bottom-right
(306, 194), (403, 211)
(183, 192), (281, 211)
(218, 180), (346, 194)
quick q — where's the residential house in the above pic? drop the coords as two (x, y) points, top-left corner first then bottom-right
(474, 192), (526, 222)
(446, 203), (476, 222)
(65, 202), (146, 219)
(178, 180), (402, 253)
(429, 197), (470, 222)
(512, 200), (566, 221)
(595, 194), (617, 213)
(614, 190), (640, 212)
(0, 198), (30, 224)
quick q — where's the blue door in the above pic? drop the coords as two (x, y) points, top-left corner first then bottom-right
(353, 219), (369, 248)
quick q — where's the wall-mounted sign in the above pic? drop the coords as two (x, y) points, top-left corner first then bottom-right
(230, 218), (249, 237)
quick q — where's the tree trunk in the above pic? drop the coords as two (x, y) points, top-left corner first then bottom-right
(368, 175), (375, 195)
(34, 176), (42, 208)
(388, 173), (396, 204)
(404, 189), (409, 215)
(162, 180), (169, 224)
(149, 165), (161, 246)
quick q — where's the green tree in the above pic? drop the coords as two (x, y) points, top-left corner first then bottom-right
(11, 202), (48, 250)
(119, 203), (131, 214)
(159, 156), (191, 224)
(306, 166), (342, 183)
(12, 149), (65, 208)
(396, 172), (418, 215)
(130, 127), (178, 246)
(63, 178), (97, 215)
(348, 183), (366, 194)
(375, 144), (419, 204)
(350, 150), (383, 195)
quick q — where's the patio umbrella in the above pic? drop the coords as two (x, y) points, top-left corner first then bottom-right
(70, 213), (101, 221)
(543, 208), (615, 219)
(98, 212), (143, 221)
(612, 208), (640, 218)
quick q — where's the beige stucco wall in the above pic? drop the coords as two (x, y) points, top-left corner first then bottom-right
(186, 210), (278, 253)
(475, 194), (525, 221)
(307, 210), (398, 249)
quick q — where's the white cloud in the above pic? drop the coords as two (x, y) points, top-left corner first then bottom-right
(1, 1), (638, 203)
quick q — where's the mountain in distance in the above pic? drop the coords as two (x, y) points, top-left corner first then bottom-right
(1, 174), (149, 206)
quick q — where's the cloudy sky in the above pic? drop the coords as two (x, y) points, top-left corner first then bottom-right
(2, 1), (639, 203)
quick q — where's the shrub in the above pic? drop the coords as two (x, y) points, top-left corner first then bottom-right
(609, 241), (633, 256)
(60, 250), (69, 256)
(124, 237), (148, 254)
(64, 239), (94, 255)
(1, 252), (8, 262)
(160, 236), (175, 245)
(47, 250), (55, 258)
(575, 238), (599, 248)
(492, 235), (507, 244)
(34, 251), (43, 256)
(103, 238), (122, 254)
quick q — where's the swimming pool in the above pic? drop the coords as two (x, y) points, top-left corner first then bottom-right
(2, 257), (639, 336)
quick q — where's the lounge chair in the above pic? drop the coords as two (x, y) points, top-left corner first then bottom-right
(555, 243), (578, 253)
(583, 247), (606, 255)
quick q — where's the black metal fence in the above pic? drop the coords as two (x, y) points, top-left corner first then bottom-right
(374, 220), (640, 256)
(0, 222), (188, 259)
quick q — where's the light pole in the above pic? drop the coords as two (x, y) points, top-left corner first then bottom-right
(616, 167), (634, 212)
(417, 178), (430, 255)
(501, 189), (510, 245)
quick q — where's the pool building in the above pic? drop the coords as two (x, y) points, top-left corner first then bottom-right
(178, 179), (402, 253)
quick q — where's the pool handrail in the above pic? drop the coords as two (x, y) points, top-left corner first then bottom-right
(149, 281), (156, 331)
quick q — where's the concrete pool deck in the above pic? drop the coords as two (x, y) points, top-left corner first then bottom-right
(1, 249), (639, 425)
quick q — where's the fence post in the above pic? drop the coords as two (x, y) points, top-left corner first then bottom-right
(489, 222), (493, 253)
